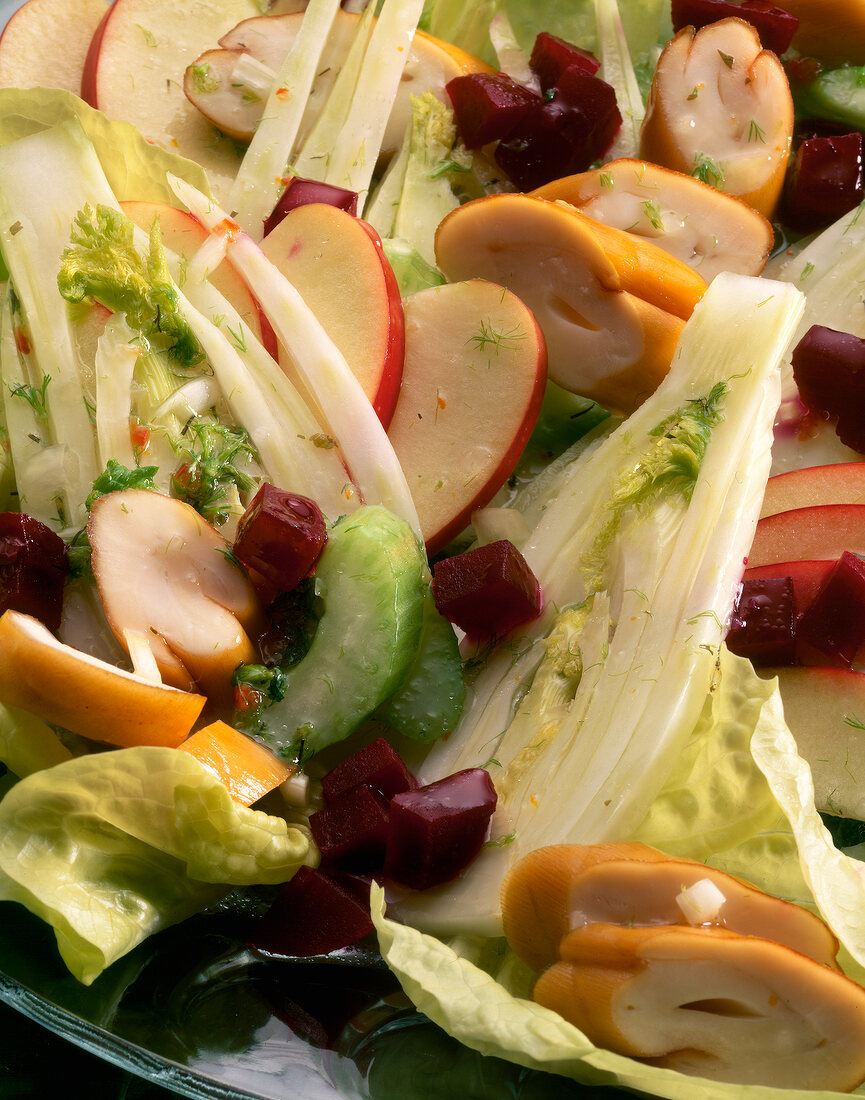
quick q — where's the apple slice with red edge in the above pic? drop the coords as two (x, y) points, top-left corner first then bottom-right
(760, 462), (865, 519)
(386, 279), (546, 554)
(81, 0), (260, 203)
(88, 488), (263, 704)
(122, 200), (277, 360)
(0, 0), (108, 92)
(260, 203), (404, 427)
(743, 560), (835, 616)
(748, 504), (865, 568)
(0, 609), (205, 748)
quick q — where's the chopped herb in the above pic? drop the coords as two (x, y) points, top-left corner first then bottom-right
(599, 172), (614, 189)
(691, 154), (725, 188)
(748, 119), (766, 144)
(8, 374), (50, 419)
(801, 261), (815, 280)
(85, 458), (159, 510)
(687, 85), (702, 100)
(718, 50), (734, 68)
(189, 63), (219, 94)
(469, 319), (527, 354)
(232, 663), (287, 702)
(640, 199), (664, 231)
(171, 421), (258, 526)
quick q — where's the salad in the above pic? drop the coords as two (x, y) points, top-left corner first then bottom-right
(3, 0), (865, 1096)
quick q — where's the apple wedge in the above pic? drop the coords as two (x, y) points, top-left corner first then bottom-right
(386, 279), (546, 554)
(760, 462), (865, 519)
(531, 158), (773, 283)
(122, 199), (276, 359)
(748, 504), (865, 568)
(81, 0), (260, 204)
(0, 609), (205, 748)
(88, 489), (263, 702)
(767, 666), (865, 820)
(260, 203), (404, 427)
(0, 0), (108, 92)
(639, 19), (794, 219)
(184, 10), (490, 152)
(435, 193), (706, 413)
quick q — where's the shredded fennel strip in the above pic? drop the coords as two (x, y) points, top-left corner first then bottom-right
(594, 0), (645, 160)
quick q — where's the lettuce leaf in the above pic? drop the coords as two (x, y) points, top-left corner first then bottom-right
(0, 701), (73, 778)
(0, 746), (314, 984)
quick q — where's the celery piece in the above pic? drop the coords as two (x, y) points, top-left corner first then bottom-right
(364, 121), (411, 240)
(324, 0), (426, 208)
(93, 316), (140, 473)
(228, 0), (343, 238)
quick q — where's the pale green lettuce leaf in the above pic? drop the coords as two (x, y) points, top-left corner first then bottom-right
(0, 700), (73, 777)
(0, 87), (211, 205)
(372, 885), (861, 1100)
(0, 746), (314, 984)
(752, 688), (865, 972)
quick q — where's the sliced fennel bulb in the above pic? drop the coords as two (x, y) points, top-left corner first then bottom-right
(395, 273), (805, 938)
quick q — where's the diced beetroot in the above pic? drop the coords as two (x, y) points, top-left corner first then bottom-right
(310, 784), (391, 871)
(0, 512), (69, 630)
(790, 325), (865, 453)
(445, 72), (541, 149)
(529, 32), (600, 92)
(782, 132), (863, 233)
(263, 176), (358, 237)
(321, 737), (416, 803)
(671, 0), (799, 56)
(494, 68), (621, 191)
(743, 560), (834, 619)
(726, 576), (797, 665)
(796, 551), (865, 666)
(385, 768), (497, 891)
(233, 483), (327, 592)
(432, 539), (542, 639)
(248, 865), (374, 956)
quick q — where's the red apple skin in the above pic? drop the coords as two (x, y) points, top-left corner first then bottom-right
(80, 0), (112, 105)
(121, 200), (277, 359)
(743, 560), (835, 619)
(387, 279), (547, 555)
(748, 504), (865, 569)
(260, 204), (404, 428)
(760, 462), (865, 519)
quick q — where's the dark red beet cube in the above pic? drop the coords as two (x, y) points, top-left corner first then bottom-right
(321, 737), (416, 803)
(782, 132), (863, 233)
(445, 72), (541, 149)
(791, 325), (865, 453)
(233, 483), (326, 592)
(249, 866), (374, 956)
(0, 512), (69, 630)
(495, 68), (621, 191)
(671, 0), (798, 56)
(530, 32), (600, 92)
(432, 539), (542, 639)
(796, 551), (865, 666)
(726, 576), (797, 665)
(385, 768), (497, 891)
(263, 176), (358, 237)
(309, 784), (390, 871)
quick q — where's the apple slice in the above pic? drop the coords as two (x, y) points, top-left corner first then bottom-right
(768, 666), (865, 820)
(0, 609), (205, 748)
(386, 279), (546, 554)
(88, 489), (263, 702)
(184, 10), (490, 151)
(81, 0), (260, 204)
(260, 203), (403, 426)
(531, 158), (773, 283)
(122, 199), (276, 359)
(0, 0), (108, 92)
(748, 504), (865, 569)
(760, 463), (865, 519)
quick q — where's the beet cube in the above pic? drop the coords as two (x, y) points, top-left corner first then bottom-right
(445, 72), (541, 149)
(726, 576), (797, 665)
(796, 551), (865, 667)
(233, 483), (326, 592)
(529, 32), (600, 92)
(432, 539), (542, 639)
(671, 0), (798, 56)
(249, 866), (374, 956)
(263, 176), (358, 237)
(385, 768), (497, 891)
(321, 737), (416, 803)
(495, 68), (621, 191)
(791, 325), (865, 453)
(0, 512), (69, 630)
(310, 784), (390, 871)
(782, 132), (863, 233)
